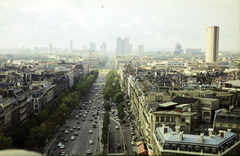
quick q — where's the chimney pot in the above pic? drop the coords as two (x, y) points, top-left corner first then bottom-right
(200, 133), (204, 142)
(179, 131), (183, 141)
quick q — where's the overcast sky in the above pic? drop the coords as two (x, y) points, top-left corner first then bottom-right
(0, 0), (239, 51)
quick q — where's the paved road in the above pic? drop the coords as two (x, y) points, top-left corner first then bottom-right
(48, 74), (107, 156)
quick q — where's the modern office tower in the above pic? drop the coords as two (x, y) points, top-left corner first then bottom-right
(175, 43), (182, 51)
(116, 38), (121, 55)
(121, 39), (126, 55)
(100, 42), (107, 55)
(138, 45), (145, 56)
(69, 40), (73, 53)
(124, 38), (129, 55)
(83, 45), (88, 50)
(206, 26), (219, 62)
(48, 43), (52, 53)
(89, 42), (96, 51)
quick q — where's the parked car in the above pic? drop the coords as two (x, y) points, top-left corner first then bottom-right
(117, 143), (121, 149)
(131, 141), (134, 145)
(64, 138), (68, 142)
(87, 150), (91, 154)
(89, 130), (93, 134)
(77, 127), (80, 130)
(74, 132), (78, 136)
(89, 140), (93, 144)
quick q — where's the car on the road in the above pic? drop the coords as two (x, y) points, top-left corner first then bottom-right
(103, 108), (105, 111)
(93, 106), (95, 109)
(59, 149), (63, 154)
(77, 127), (80, 130)
(74, 132), (78, 136)
(90, 118), (93, 121)
(64, 138), (68, 142)
(95, 120), (97, 123)
(83, 114), (86, 117)
(56, 140), (59, 144)
(131, 141), (134, 145)
(62, 129), (65, 132)
(64, 130), (68, 134)
(70, 129), (73, 132)
(98, 101), (100, 103)
(82, 118), (85, 121)
(58, 142), (62, 147)
(77, 121), (80, 124)
(60, 145), (65, 149)
(126, 123), (129, 127)
(131, 132), (135, 135)
(73, 125), (77, 129)
(61, 151), (65, 156)
(95, 116), (97, 119)
(117, 143), (121, 149)
(93, 99), (95, 102)
(79, 113), (82, 116)
(87, 150), (91, 154)
(91, 111), (94, 114)
(102, 111), (105, 114)
(89, 130), (93, 134)
(85, 111), (88, 114)
(71, 136), (75, 140)
(79, 110), (81, 113)
(89, 140), (93, 144)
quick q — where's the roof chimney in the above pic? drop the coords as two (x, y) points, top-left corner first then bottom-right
(175, 126), (180, 133)
(219, 130), (226, 138)
(208, 128), (213, 136)
(179, 131), (183, 141)
(227, 129), (231, 132)
(200, 133), (204, 143)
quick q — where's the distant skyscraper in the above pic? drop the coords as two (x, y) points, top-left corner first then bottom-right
(138, 45), (145, 56)
(48, 43), (52, 53)
(70, 40), (73, 53)
(175, 43), (182, 51)
(124, 38), (129, 55)
(116, 38), (121, 55)
(83, 45), (88, 50)
(89, 42), (96, 51)
(100, 42), (107, 55)
(206, 26), (219, 62)
(121, 39), (125, 55)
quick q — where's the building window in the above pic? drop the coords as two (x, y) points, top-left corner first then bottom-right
(181, 118), (186, 123)
(166, 117), (170, 122)
(180, 126), (186, 131)
(220, 124), (224, 129)
(220, 116), (225, 120)
(228, 124), (232, 129)
(161, 117), (165, 122)
(171, 117), (175, 123)
(156, 116), (159, 122)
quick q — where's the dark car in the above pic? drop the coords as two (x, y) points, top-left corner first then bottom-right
(61, 137), (64, 141)
(64, 138), (68, 142)
(117, 143), (121, 149)
(62, 129), (65, 132)
(95, 120), (97, 123)
(82, 118), (85, 121)
(56, 140), (59, 144)
(67, 124), (70, 128)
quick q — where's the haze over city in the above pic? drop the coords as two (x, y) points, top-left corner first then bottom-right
(0, 0), (239, 51)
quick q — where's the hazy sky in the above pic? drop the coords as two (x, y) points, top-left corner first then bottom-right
(0, 0), (239, 51)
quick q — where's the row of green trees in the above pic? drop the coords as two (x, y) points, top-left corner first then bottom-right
(101, 111), (110, 145)
(102, 70), (116, 100)
(0, 69), (99, 153)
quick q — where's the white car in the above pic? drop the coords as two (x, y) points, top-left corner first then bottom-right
(71, 136), (75, 140)
(102, 111), (105, 114)
(64, 130), (68, 134)
(58, 142), (62, 147)
(87, 150), (91, 154)
(131, 141), (134, 145)
(89, 140), (93, 144)
(89, 130), (93, 134)
(115, 126), (119, 129)
(60, 145), (65, 149)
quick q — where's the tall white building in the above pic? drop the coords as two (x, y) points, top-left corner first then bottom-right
(89, 42), (96, 51)
(116, 38), (131, 55)
(138, 45), (145, 56)
(69, 40), (73, 53)
(48, 43), (52, 53)
(100, 42), (107, 55)
(206, 26), (219, 62)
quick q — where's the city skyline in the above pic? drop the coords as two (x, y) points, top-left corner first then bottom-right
(0, 0), (239, 51)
